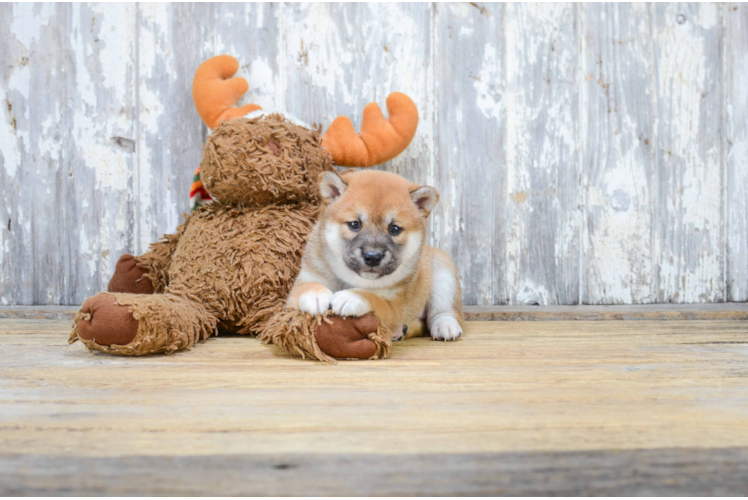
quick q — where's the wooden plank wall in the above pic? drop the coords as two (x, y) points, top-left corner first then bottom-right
(0, 3), (746, 306)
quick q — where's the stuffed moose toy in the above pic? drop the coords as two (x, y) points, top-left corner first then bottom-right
(69, 55), (419, 362)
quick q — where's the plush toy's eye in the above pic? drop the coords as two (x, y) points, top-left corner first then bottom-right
(388, 224), (403, 236)
(347, 221), (361, 232)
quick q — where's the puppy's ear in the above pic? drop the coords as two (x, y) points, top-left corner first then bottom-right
(410, 186), (439, 216)
(319, 171), (348, 204)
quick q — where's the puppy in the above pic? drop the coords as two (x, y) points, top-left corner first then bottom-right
(287, 169), (463, 342)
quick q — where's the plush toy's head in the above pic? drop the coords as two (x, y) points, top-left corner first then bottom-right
(191, 55), (419, 208)
(199, 115), (332, 206)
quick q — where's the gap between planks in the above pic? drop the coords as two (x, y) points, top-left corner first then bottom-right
(1, 303), (748, 321)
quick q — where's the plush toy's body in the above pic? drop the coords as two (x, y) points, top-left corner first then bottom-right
(69, 55), (418, 362)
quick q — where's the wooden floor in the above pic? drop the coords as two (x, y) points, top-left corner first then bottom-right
(1, 316), (748, 495)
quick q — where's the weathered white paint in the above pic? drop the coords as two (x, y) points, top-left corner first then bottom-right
(504, 3), (580, 305)
(654, 3), (724, 303)
(1, 3), (137, 305)
(726, 3), (748, 301)
(581, 3), (658, 304)
(0, 3), (746, 306)
(434, 2), (504, 306)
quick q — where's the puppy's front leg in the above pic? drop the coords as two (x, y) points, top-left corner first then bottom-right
(426, 251), (464, 341)
(331, 289), (401, 331)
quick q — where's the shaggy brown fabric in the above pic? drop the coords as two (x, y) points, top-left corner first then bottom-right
(200, 114), (332, 207)
(163, 200), (318, 333)
(136, 221), (189, 293)
(107, 254), (154, 295)
(70, 292), (217, 355)
(259, 310), (392, 363)
(259, 309), (337, 363)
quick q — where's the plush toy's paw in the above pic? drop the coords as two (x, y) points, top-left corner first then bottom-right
(429, 315), (463, 341)
(107, 254), (154, 294)
(298, 288), (333, 315)
(315, 313), (380, 359)
(77, 294), (139, 346)
(331, 290), (371, 317)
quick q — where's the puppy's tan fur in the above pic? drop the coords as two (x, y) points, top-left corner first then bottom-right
(288, 170), (463, 341)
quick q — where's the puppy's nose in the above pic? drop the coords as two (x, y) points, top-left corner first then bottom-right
(363, 251), (384, 267)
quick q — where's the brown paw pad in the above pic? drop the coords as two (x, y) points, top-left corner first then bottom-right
(77, 294), (139, 346)
(107, 254), (154, 294)
(314, 313), (380, 359)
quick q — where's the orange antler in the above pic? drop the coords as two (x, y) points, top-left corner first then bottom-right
(192, 55), (262, 129)
(321, 92), (419, 167)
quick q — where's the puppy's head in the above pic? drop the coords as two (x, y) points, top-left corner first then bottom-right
(319, 170), (438, 286)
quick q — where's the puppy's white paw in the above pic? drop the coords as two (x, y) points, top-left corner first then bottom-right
(430, 316), (463, 341)
(331, 290), (371, 317)
(298, 288), (333, 315)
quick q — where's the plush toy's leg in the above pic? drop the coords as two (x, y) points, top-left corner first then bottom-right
(69, 292), (217, 355)
(107, 254), (154, 294)
(259, 309), (392, 363)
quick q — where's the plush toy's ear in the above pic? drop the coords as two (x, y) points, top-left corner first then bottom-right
(319, 172), (348, 204)
(410, 186), (439, 217)
(321, 92), (419, 167)
(192, 55), (262, 129)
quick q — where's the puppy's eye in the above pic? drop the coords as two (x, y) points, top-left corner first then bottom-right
(347, 221), (361, 232)
(388, 224), (403, 236)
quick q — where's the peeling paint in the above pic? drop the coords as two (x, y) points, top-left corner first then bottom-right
(511, 191), (527, 203)
(10, 3), (54, 49)
(474, 43), (503, 121)
(654, 3), (724, 303)
(0, 88), (21, 178)
(726, 9), (748, 300)
(0, 2), (743, 306)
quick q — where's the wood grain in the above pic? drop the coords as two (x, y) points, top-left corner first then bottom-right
(135, 3), (209, 254)
(433, 3), (505, 306)
(654, 3), (725, 303)
(4, 303), (748, 321)
(465, 302), (748, 321)
(282, 3), (433, 187)
(1, 3), (747, 306)
(2, 318), (748, 457)
(726, 3), (748, 301)
(1, 4), (138, 305)
(3, 448), (748, 495)
(504, 3), (581, 305)
(1, 317), (748, 494)
(581, 3), (657, 304)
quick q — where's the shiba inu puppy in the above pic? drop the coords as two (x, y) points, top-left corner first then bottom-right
(287, 169), (463, 342)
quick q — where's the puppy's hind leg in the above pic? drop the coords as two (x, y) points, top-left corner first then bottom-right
(426, 250), (463, 341)
(392, 319), (427, 342)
